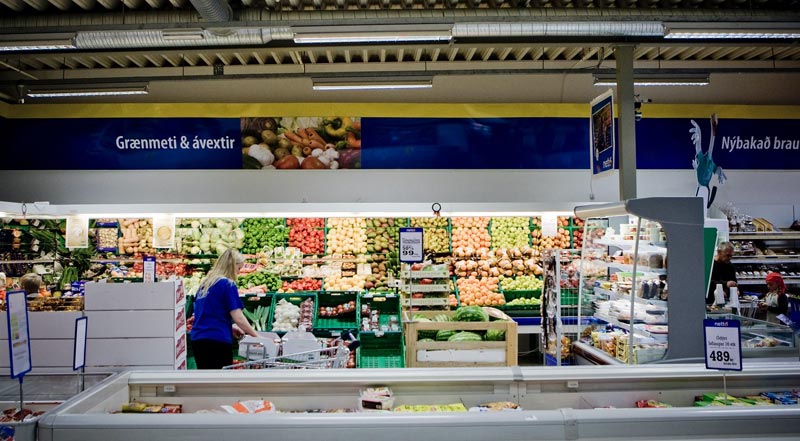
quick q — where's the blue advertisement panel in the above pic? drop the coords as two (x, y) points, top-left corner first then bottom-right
(635, 117), (800, 170)
(2, 118), (241, 170)
(0, 114), (797, 170)
(362, 117), (589, 169)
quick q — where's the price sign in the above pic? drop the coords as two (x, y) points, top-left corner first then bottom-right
(703, 319), (742, 371)
(399, 228), (424, 263)
(73, 317), (88, 370)
(5, 291), (32, 379)
(143, 255), (156, 283)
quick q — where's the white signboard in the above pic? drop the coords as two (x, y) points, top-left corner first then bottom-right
(65, 215), (89, 248)
(703, 318), (742, 371)
(152, 216), (176, 249)
(73, 317), (88, 370)
(5, 291), (32, 378)
(399, 227), (424, 263)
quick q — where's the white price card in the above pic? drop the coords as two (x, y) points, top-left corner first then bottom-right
(5, 291), (32, 379)
(541, 214), (558, 238)
(399, 227), (424, 263)
(703, 318), (742, 371)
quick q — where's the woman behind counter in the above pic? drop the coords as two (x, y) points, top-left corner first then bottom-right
(190, 249), (259, 369)
(759, 272), (789, 324)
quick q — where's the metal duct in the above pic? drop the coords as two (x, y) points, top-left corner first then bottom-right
(75, 27), (293, 49)
(189, 0), (232, 23)
(453, 21), (666, 38)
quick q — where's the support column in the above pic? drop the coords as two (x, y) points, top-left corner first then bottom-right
(615, 45), (637, 200)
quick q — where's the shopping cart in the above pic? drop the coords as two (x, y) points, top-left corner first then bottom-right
(223, 330), (359, 370)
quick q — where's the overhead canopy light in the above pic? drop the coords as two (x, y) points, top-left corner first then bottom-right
(25, 82), (150, 98)
(593, 73), (710, 87)
(665, 23), (800, 40)
(294, 25), (452, 44)
(0, 33), (76, 51)
(161, 28), (206, 41)
(312, 77), (433, 91)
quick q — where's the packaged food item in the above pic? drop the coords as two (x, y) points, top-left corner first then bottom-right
(221, 400), (275, 414)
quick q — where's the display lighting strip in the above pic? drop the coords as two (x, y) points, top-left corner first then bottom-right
(312, 78), (433, 91)
(25, 83), (150, 98)
(293, 25), (452, 44)
(593, 74), (710, 87)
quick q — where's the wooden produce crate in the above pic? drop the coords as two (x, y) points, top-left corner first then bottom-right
(403, 310), (517, 367)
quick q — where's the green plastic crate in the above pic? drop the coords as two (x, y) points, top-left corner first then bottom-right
(315, 291), (358, 330)
(360, 293), (402, 331)
(357, 331), (405, 368)
(242, 293), (272, 331)
(269, 292), (318, 333)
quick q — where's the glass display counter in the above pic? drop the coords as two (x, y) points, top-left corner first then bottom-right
(572, 198), (707, 365)
(36, 364), (800, 441)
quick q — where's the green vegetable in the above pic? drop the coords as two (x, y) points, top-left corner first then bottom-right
(236, 270), (281, 292)
(417, 338), (435, 343)
(431, 313), (451, 322)
(447, 331), (483, 342)
(485, 329), (506, 341)
(452, 306), (490, 322)
(241, 218), (288, 254)
(435, 329), (457, 341)
(243, 154), (263, 169)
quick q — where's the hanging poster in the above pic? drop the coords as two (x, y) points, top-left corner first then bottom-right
(152, 216), (176, 249)
(65, 215), (89, 249)
(590, 90), (615, 175)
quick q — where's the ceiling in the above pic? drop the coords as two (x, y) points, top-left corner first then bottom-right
(0, 0), (799, 105)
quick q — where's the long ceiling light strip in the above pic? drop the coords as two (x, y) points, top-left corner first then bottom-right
(312, 78), (433, 91)
(593, 74), (710, 87)
(0, 33), (76, 51)
(665, 31), (800, 39)
(26, 83), (149, 98)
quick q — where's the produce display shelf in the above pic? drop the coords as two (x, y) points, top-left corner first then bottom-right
(403, 283), (451, 292)
(315, 291), (358, 330)
(356, 331), (405, 368)
(268, 292), (318, 333)
(401, 269), (450, 279)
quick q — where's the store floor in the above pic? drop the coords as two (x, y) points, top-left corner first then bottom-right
(0, 373), (110, 403)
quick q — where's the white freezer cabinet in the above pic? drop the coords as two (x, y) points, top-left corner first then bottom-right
(38, 363), (800, 441)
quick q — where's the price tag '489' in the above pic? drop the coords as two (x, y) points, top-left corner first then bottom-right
(703, 319), (742, 371)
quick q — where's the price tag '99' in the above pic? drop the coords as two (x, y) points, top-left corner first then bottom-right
(703, 319), (742, 371)
(399, 228), (424, 263)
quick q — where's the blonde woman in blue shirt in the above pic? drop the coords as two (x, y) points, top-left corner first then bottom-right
(190, 249), (259, 369)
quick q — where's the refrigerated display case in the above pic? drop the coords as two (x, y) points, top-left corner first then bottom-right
(37, 363), (800, 441)
(572, 198), (706, 365)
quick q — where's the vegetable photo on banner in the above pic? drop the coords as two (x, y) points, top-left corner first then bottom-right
(240, 116), (361, 170)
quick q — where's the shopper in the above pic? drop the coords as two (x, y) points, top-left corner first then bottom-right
(19, 273), (43, 300)
(706, 242), (737, 305)
(190, 249), (259, 369)
(759, 272), (789, 324)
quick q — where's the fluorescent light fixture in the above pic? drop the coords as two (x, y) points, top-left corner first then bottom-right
(161, 28), (206, 41)
(25, 83), (149, 98)
(593, 73), (709, 87)
(294, 25), (452, 44)
(0, 33), (76, 51)
(665, 24), (800, 40)
(312, 78), (433, 91)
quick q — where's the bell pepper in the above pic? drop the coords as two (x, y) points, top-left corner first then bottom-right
(323, 117), (352, 138)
